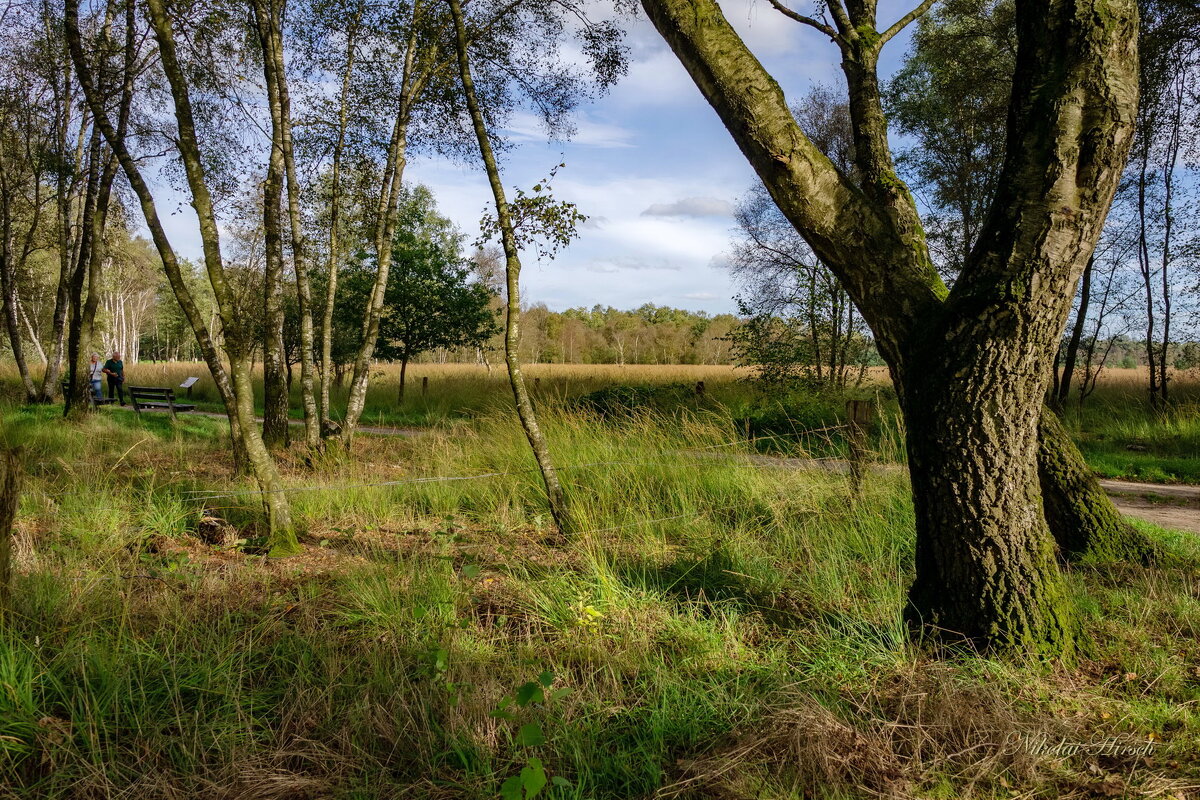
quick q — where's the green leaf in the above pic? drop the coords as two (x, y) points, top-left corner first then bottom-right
(521, 758), (547, 798)
(462, 563), (481, 579)
(550, 776), (572, 788)
(516, 723), (545, 747)
(515, 681), (544, 707)
(548, 687), (572, 702)
(499, 774), (523, 800)
(537, 670), (554, 688)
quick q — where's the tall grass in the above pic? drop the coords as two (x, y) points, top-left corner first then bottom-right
(3, 388), (1200, 798)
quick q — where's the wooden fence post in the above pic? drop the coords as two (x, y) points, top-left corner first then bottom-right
(0, 448), (23, 623)
(845, 399), (874, 499)
(422, 376), (429, 397)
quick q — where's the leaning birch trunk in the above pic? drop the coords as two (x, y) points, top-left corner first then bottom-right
(259, 0), (319, 451)
(448, 0), (570, 534)
(66, 0), (299, 555)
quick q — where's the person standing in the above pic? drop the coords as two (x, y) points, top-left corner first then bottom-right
(102, 351), (126, 405)
(88, 353), (104, 399)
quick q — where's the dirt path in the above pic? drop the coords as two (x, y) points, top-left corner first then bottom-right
(1098, 479), (1200, 535)
(710, 452), (1200, 535)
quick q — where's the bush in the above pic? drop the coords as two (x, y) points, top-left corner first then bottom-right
(574, 383), (708, 417)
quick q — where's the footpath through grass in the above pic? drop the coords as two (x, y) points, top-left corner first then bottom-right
(2, 387), (1200, 798)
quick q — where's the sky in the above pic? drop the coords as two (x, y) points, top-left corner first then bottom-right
(156, 2), (923, 316)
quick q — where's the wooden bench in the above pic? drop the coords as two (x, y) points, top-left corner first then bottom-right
(129, 386), (195, 420)
(62, 380), (117, 408)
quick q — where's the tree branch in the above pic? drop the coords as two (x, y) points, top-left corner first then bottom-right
(879, 0), (937, 47)
(765, 0), (836, 40)
(639, 0), (944, 356)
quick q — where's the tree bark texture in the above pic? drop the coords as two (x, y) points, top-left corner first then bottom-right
(253, 0), (319, 451)
(641, 0), (1140, 653)
(0, 447), (20, 622)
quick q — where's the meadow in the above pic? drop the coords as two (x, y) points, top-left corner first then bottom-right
(0, 363), (1198, 799)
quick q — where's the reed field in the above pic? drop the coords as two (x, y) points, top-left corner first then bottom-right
(0, 362), (1199, 798)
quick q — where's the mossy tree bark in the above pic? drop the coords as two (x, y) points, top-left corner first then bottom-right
(448, 0), (571, 535)
(258, 17), (290, 451)
(66, 0), (300, 556)
(641, 0), (1140, 653)
(1038, 412), (1157, 564)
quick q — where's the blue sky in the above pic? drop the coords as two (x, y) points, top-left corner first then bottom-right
(159, 2), (923, 315)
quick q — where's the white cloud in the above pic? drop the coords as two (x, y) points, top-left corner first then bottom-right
(503, 110), (635, 149)
(684, 291), (718, 300)
(640, 196), (733, 218)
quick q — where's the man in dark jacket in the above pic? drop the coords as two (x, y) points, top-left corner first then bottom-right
(102, 351), (126, 405)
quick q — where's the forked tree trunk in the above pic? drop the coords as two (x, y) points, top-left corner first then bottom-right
(641, 0), (1141, 654)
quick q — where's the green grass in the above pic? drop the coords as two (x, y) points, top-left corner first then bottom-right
(2, 381), (1200, 798)
(1060, 395), (1200, 483)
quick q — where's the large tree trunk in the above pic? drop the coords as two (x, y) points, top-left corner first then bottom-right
(640, 0), (1139, 654)
(902, 334), (1075, 653)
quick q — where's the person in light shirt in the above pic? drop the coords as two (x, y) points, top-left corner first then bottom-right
(88, 353), (104, 399)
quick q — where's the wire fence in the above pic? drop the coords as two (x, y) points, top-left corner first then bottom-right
(25, 426), (865, 505)
(17, 423), (880, 547)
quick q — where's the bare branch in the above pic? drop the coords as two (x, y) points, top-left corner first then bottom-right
(879, 0), (937, 46)
(824, 0), (853, 38)
(766, 0), (836, 39)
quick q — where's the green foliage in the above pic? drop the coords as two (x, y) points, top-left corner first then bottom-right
(478, 164), (586, 261)
(574, 383), (707, 417)
(883, 0), (1014, 276)
(336, 184), (500, 372)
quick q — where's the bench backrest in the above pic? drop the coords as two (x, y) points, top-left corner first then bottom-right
(129, 386), (176, 402)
